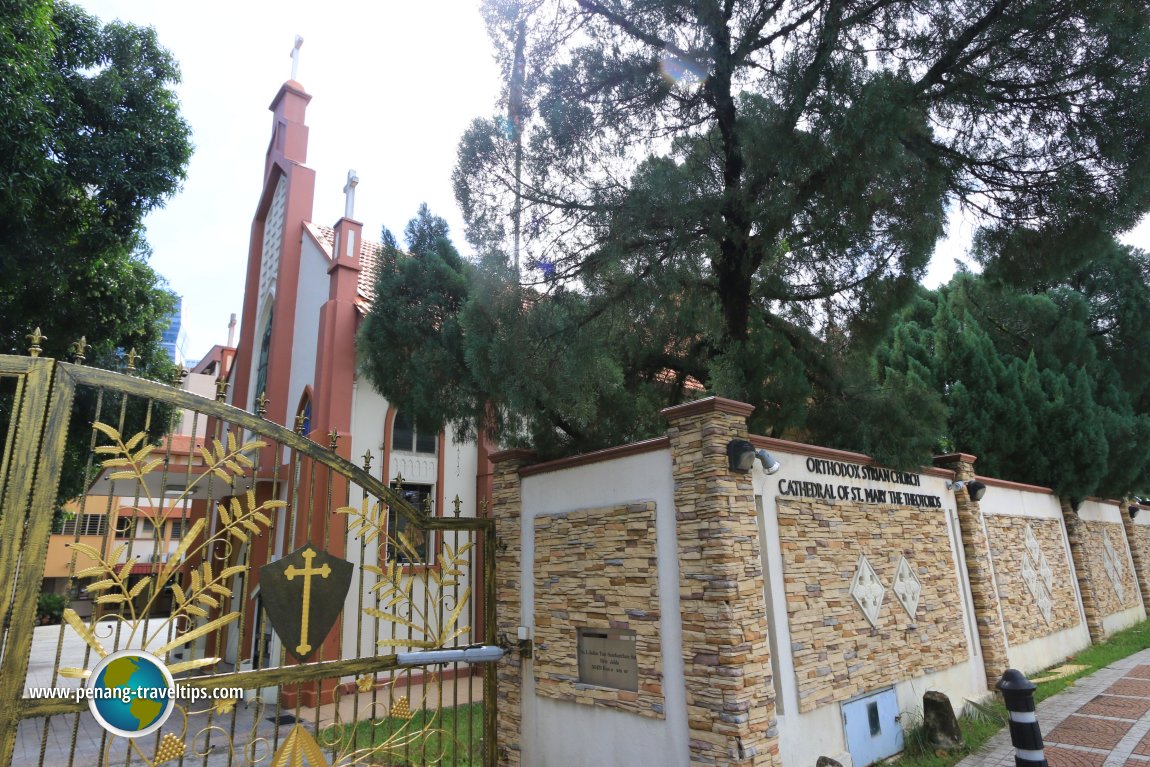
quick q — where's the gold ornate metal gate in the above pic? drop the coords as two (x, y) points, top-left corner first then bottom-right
(0, 353), (497, 766)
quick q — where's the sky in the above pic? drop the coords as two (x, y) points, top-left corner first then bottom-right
(74, 1), (1150, 362)
(74, 0), (502, 361)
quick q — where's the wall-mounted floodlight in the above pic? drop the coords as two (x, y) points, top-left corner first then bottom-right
(727, 439), (756, 473)
(946, 479), (987, 502)
(755, 449), (781, 475)
(1130, 506), (1139, 520)
(727, 440), (782, 475)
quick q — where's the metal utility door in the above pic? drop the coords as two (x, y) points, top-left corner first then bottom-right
(842, 688), (904, 767)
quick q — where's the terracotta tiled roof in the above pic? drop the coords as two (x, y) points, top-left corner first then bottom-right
(310, 224), (385, 308)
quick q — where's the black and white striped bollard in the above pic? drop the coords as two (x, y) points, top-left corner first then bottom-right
(996, 669), (1047, 767)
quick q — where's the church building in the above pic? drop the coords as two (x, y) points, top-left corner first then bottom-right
(225, 70), (495, 691)
(229, 69), (494, 521)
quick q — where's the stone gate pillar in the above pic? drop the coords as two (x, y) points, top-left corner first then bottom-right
(662, 397), (778, 767)
(490, 448), (535, 767)
(933, 453), (1009, 687)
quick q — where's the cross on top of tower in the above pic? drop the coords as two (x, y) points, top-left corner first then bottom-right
(344, 170), (359, 219)
(290, 35), (304, 81)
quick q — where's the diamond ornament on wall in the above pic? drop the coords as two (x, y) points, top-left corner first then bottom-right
(1037, 550), (1054, 591)
(1024, 524), (1041, 562)
(1102, 528), (1126, 603)
(850, 554), (886, 628)
(1021, 551), (1038, 597)
(1020, 523), (1054, 624)
(1034, 583), (1053, 624)
(892, 557), (922, 620)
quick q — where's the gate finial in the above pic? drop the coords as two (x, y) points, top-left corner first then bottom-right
(26, 327), (46, 357)
(215, 376), (229, 402)
(255, 391), (269, 418)
(69, 336), (90, 365)
(452, 494), (463, 517)
(295, 411), (308, 435)
(362, 449), (373, 471)
(124, 347), (139, 374)
(328, 428), (340, 451)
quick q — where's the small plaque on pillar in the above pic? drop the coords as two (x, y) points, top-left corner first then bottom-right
(577, 628), (638, 691)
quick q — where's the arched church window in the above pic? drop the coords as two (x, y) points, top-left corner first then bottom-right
(392, 411), (436, 454)
(254, 306), (274, 402)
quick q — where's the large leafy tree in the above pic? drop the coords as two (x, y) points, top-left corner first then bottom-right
(0, 0), (190, 364)
(440, 0), (1150, 441)
(1, 1), (190, 512)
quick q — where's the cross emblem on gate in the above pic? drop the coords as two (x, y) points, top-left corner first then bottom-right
(259, 544), (354, 662)
(284, 548), (331, 656)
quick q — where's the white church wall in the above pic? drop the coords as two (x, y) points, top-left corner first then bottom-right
(518, 448), (689, 767)
(340, 385), (484, 659)
(287, 232), (327, 416)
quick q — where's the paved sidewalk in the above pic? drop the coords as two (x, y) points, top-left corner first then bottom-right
(959, 648), (1150, 767)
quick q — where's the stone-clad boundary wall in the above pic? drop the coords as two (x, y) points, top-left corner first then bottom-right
(533, 502), (664, 718)
(1075, 500), (1143, 639)
(1079, 520), (1139, 617)
(492, 398), (1150, 767)
(983, 516), (1080, 645)
(1126, 504), (1150, 605)
(777, 498), (969, 713)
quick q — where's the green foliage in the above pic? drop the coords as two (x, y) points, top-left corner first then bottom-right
(359, 206), (686, 456)
(36, 592), (67, 622)
(871, 246), (1150, 497)
(321, 701), (484, 766)
(445, 0), (1150, 453)
(0, 1), (188, 512)
(0, 0), (190, 361)
(898, 619), (1150, 767)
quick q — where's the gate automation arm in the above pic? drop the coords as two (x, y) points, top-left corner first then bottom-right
(396, 645), (505, 666)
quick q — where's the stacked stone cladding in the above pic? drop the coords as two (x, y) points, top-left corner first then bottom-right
(777, 498), (969, 712)
(983, 515), (1080, 645)
(933, 456), (1009, 688)
(532, 501), (664, 717)
(1079, 519), (1140, 618)
(1061, 500), (1105, 642)
(491, 450), (535, 767)
(1123, 509), (1150, 608)
(664, 398), (778, 767)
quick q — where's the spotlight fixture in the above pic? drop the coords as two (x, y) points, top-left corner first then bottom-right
(946, 479), (987, 502)
(727, 439), (756, 473)
(727, 440), (782, 475)
(755, 449), (781, 475)
(1130, 506), (1140, 521)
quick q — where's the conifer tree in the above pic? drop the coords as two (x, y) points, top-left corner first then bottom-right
(868, 249), (1150, 498)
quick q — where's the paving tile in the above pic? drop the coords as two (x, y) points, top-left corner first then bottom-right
(1046, 715), (1134, 750)
(1132, 729), (1150, 757)
(1108, 679), (1150, 698)
(1079, 694), (1150, 719)
(1126, 666), (1150, 680)
(1043, 745), (1107, 766)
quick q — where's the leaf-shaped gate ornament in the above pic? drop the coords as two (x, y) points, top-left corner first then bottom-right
(260, 544), (353, 662)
